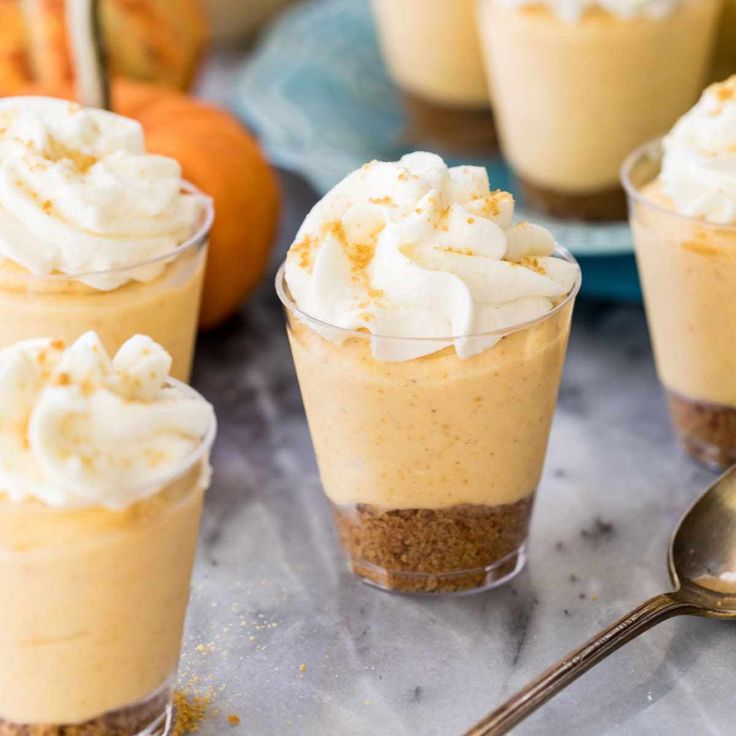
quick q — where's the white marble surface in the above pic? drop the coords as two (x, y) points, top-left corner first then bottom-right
(178, 57), (736, 736)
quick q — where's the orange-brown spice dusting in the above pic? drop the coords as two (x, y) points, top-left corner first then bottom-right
(347, 242), (375, 275)
(714, 78), (736, 103)
(171, 690), (212, 736)
(518, 256), (547, 275)
(55, 372), (71, 386)
(682, 238), (721, 257)
(42, 199), (52, 214)
(228, 714), (241, 726)
(45, 137), (97, 173)
(369, 196), (395, 206)
(466, 217), (475, 224)
(476, 190), (513, 217)
(290, 234), (316, 271)
(50, 340), (65, 351)
(441, 246), (474, 256)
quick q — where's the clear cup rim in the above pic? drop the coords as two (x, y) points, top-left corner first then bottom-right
(2, 180), (215, 284)
(621, 137), (736, 232)
(274, 246), (581, 343)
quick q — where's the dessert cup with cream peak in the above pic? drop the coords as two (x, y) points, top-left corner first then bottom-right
(476, 0), (722, 221)
(370, 0), (496, 154)
(0, 332), (216, 736)
(278, 152), (581, 595)
(623, 76), (736, 469)
(0, 96), (213, 382)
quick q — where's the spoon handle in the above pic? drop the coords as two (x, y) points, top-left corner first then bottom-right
(464, 592), (695, 736)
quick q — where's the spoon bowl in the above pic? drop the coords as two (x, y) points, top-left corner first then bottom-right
(670, 466), (736, 614)
(465, 465), (736, 736)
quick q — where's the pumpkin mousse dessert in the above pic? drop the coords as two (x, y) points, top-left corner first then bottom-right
(0, 331), (215, 735)
(476, 0), (722, 220)
(624, 76), (736, 469)
(277, 152), (580, 594)
(0, 96), (212, 381)
(370, 0), (496, 153)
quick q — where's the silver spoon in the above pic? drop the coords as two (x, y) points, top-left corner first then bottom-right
(465, 465), (736, 736)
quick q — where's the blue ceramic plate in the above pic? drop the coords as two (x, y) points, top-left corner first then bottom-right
(234, 0), (640, 300)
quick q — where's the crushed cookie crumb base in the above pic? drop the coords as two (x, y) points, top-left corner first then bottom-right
(334, 497), (533, 593)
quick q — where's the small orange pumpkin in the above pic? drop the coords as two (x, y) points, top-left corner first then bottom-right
(0, 78), (281, 329)
(0, 0), (207, 91)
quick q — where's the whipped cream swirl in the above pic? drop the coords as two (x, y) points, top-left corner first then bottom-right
(285, 152), (579, 361)
(498, 0), (679, 22)
(660, 76), (736, 225)
(0, 332), (215, 510)
(0, 97), (210, 290)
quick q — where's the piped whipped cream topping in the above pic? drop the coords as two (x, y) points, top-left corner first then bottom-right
(499, 0), (679, 22)
(0, 332), (214, 510)
(285, 152), (579, 361)
(0, 97), (209, 290)
(660, 76), (736, 225)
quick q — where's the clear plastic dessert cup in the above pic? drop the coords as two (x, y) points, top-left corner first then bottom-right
(476, 0), (721, 221)
(370, 0), (497, 154)
(0, 184), (213, 383)
(277, 251), (580, 594)
(623, 139), (736, 469)
(0, 381), (216, 736)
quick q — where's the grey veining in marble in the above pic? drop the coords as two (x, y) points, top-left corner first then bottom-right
(176, 54), (736, 735)
(178, 169), (734, 736)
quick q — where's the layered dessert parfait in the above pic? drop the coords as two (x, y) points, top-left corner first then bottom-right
(624, 77), (736, 469)
(371, 0), (495, 152)
(624, 76), (736, 467)
(278, 152), (580, 594)
(0, 331), (215, 734)
(0, 97), (212, 381)
(476, 0), (722, 220)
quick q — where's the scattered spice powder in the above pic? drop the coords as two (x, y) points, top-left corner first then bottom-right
(369, 196), (395, 206)
(171, 690), (212, 736)
(228, 714), (241, 726)
(518, 256), (547, 275)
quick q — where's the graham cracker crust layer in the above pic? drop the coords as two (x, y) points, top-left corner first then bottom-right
(403, 91), (498, 154)
(0, 687), (170, 736)
(667, 391), (736, 469)
(334, 497), (533, 594)
(517, 175), (628, 222)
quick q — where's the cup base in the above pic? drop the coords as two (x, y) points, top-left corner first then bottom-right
(0, 683), (173, 736)
(403, 91), (498, 155)
(667, 390), (736, 470)
(333, 497), (533, 594)
(517, 174), (628, 222)
(351, 544), (527, 597)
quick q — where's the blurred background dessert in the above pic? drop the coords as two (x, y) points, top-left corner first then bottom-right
(476, 0), (722, 221)
(624, 76), (736, 469)
(370, 0), (496, 153)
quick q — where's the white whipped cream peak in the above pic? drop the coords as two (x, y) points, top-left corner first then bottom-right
(499, 0), (679, 22)
(285, 152), (579, 361)
(0, 332), (215, 510)
(660, 76), (736, 225)
(0, 97), (210, 290)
